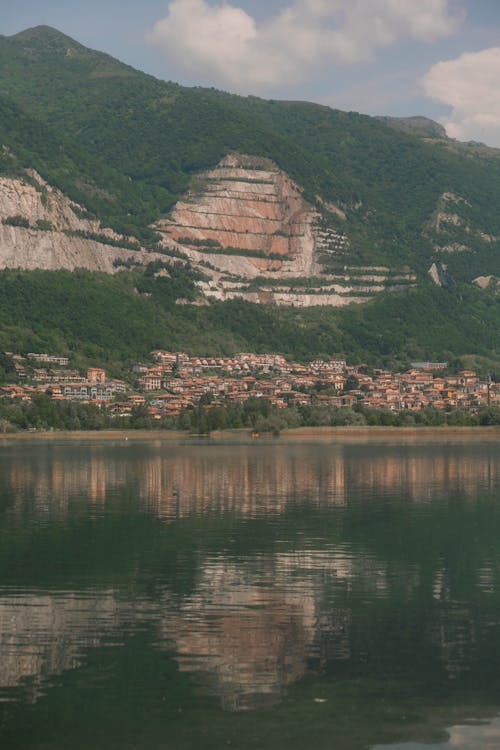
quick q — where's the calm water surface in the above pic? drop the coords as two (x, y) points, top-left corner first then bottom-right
(1, 437), (500, 749)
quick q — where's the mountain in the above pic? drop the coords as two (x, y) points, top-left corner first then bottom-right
(2, 26), (500, 278)
(1, 26), (500, 368)
(376, 116), (449, 140)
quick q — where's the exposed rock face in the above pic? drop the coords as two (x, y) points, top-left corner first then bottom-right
(474, 275), (494, 289)
(1, 170), (102, 233)
(430, 192), (500, 256)
(160, 154), (309, 255)
(429, 261), (455, 289)
(0, 171), (166, 272)
(158, 153), (416, 307)
(473, 275), (500, 292)
(0, 224), (138, 273)
(0, 157), (418, 307)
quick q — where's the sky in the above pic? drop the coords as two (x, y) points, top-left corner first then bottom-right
(3, 0), (500, 147)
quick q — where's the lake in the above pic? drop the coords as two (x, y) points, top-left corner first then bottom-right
(1, 435), (500, 749)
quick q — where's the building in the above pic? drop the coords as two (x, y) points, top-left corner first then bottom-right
(87, 367), (106, 384)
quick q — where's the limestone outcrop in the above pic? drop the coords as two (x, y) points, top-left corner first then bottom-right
(160, 155), (308, 250)
(430, 191), (500, 256)
(0, 171), (167, 272)
(156, 154), (416, 307)
(0, 156), (418, 306)
(1, 170), (104, 233)
(0, 223), (143, 273)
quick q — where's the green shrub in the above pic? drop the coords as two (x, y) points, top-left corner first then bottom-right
(2, 214), (29, 228)
(35, 219), (54, 231)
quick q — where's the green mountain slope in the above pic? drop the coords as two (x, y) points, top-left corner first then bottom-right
(0, 27), (332, 243)
(1, 268), (500, 375)
(2, 26), (500, 369)
(2, 25), (500, 280)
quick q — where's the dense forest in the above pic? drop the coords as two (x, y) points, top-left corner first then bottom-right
(1, 268), (500, 375)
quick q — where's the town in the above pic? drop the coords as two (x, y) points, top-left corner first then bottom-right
(1, 350), (499, 422)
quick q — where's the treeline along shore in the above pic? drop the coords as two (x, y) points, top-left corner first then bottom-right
(2, 392), (500, 436)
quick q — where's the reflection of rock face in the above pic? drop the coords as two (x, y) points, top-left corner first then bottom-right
(0, 554), (334, 710)
(1, 441), (500, 711)
(0, 546), (484, 711)
(158, 551), (361, 709)
(161, 560), (313, 710)
(0, 592), (127, 699)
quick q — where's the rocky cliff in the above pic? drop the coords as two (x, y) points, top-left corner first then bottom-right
(159, 154), (317, 266)
(156, 154), (416, 306)
(0, 170), (167, 272)
(429, 191), (500, 255)
(0, 156), (417, 306)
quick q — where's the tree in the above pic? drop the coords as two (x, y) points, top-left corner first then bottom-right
(344, 375), (359, 391)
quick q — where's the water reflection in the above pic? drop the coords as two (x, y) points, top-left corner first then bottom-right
(374, 717), (500, 749)
(2, 440), (498, 519)
(0, 591), (128, 701)
(158, 558), (312, 711)
(1, 438), (500, 748)
(0, 549), (361, 708)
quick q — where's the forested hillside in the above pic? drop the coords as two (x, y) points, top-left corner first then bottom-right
(2, 25), (500, 277)
(2, 26), (500, 369)
(1, 268), (499, 375)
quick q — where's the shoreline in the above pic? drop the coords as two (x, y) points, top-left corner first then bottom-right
(1, 425), (500, 442)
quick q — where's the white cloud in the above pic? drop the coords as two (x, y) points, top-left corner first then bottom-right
(422, 47), (500, 147)
(147, 0), (461, 91)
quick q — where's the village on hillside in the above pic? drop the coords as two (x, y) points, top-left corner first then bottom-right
(1, 350), (499, 421)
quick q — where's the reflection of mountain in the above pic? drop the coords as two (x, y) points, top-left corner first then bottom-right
(0, 592), (128, 700)
(158, 559), (313, 710)
(0, 551), (346, 709)
(0, 546), (493, 711)
(1, 440), (500, 712)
